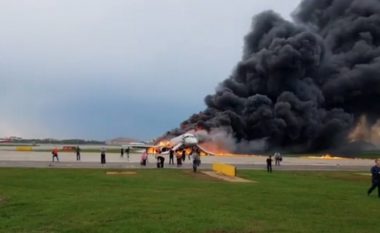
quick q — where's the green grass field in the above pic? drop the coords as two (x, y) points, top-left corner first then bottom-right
(0, 168), (378, 233)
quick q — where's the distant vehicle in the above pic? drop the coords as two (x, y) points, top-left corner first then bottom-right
(0, 137), (23, 143)
(0, 138), (11, 143)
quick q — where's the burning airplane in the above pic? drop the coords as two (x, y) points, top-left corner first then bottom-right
(163, 0), (380, 154)
(126, 131), (243, 156)
(125, 133), (203, 155)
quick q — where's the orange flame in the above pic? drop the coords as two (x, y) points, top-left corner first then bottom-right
(175, 148), (193, 156)
(199, 142), (233, 156)
(306, 154), (344, 160)
(157, 140), (172, 148)
(147, 147), (157, 154)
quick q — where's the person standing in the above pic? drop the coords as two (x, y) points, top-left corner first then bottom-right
(76, 146), (81, 161)
(266, 155), (273, 173)
(120, 147), (124, 158)
(181, 150), (186, 162)
(278, 152), (282, 166)
(100, 147), (106, 165)
(368, 158), (380, 197)
(52, 147), (59, 162)
(274, 152), (281, 166)
(141, 149), (148, 166)
(192, 149), (201, 173)
(176, 151), (182, 167)
(156, 155), (165, 168)
(125, 147), (130, 160)
(169, 149), (174, 165)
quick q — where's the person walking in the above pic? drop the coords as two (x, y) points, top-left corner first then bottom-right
(169, 149), (174, 165)
(76, 146), (81, 161)
(192, 149), (201, 173)
(266, 155), (273, 173)
(100, 147), (106, 165)
(125, 147), (130, 160)
(368, 158), (380, 197)
(52, 147), (59, 162)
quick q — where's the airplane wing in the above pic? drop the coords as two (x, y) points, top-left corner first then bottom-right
(170, 143), (215, 156)
(196, 144), (215, 156)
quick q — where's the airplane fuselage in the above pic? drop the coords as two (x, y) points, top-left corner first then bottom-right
(170, 133), (198, 147)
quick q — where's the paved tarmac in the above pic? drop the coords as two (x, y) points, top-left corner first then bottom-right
(0, 150), (374, 171)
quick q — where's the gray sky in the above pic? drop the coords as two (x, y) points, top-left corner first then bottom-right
(0, 0), (301, 140)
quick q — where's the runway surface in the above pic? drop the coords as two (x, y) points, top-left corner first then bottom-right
(0, 149), (374, 171)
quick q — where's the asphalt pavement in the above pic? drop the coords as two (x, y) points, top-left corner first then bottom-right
(0, 150), (373, 171)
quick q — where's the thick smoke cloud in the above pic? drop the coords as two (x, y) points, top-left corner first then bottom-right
(166, 0), (380, 153)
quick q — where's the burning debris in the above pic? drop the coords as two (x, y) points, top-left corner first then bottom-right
(165, 0), (380, 153)
(306, 154), (344, 160)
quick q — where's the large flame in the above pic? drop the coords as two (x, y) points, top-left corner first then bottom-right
(157, 140), (172, 148)
(175, 148), (193, 156)
(154, 132), (256, 156)
(198, 141), (237, 156)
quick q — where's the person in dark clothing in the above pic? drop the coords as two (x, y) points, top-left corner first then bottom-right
(100, 148), (106, 165)
(266, 156), (273, 173)
(169, 149), (174, 165)
(176, 151), (182, 167)
(120, 147), (124, 158)
(52, 147), (59, 162)
(368, 159), (380, 197)
(192, 149), (201, 173)
(76, 146), (81, 161)
(182, 150), (186, 161)
(125, 147), (130, 160)
(156, 155), (165, 168)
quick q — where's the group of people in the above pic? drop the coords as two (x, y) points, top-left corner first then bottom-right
(141, 148), (201, 172)
(266, 152), (283, 173)
(51, 146), (128, 165)
(102, 146), (131, 165)
(49, 146), (380, 196)
(265, 152), (380, 198)
(168, 149), (189, 167)
(51, 146), (81, 162)
(52, 145), (203, 172)
(120, 147), (130, 159)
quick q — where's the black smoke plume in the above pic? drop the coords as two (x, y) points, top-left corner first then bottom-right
(165, 0), (380, 153)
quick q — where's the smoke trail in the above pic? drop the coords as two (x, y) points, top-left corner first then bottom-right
(166, 0), (380, 153)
